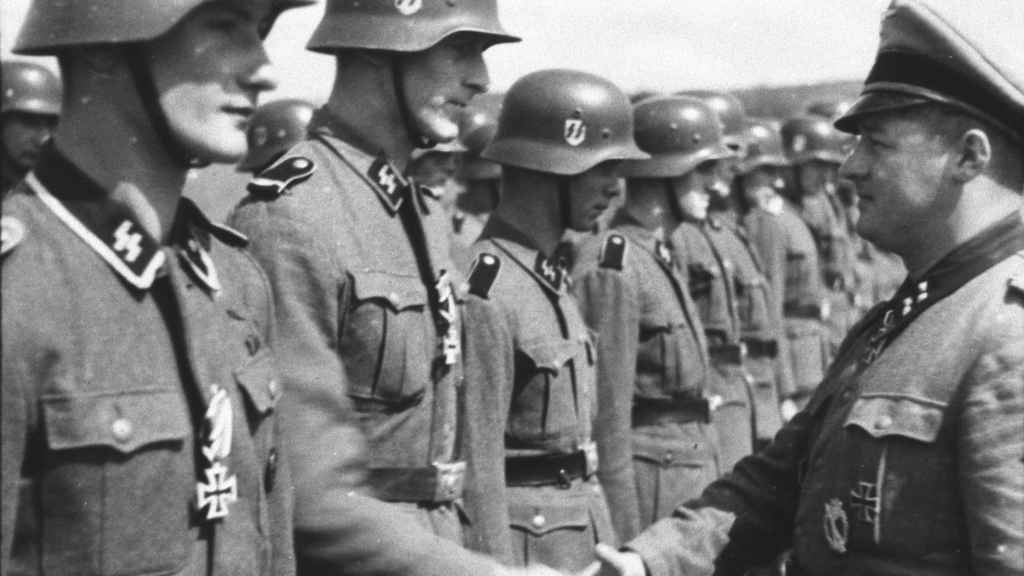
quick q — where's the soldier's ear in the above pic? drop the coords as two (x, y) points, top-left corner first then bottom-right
(951, 128), (991, 184)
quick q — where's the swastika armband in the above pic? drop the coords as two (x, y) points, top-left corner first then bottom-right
(599, 234), (627, 270)
(466, 253), (501, 299)
(248, 156), (315, 198)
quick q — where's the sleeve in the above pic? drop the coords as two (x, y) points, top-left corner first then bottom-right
(1, 316), (28, 572)
(957, 311), (1024, 575)
(229, 204), (499, 576)
(460, 292), (518, 565)
(626, 401), (819, 576)
(572, 266), (643, 542)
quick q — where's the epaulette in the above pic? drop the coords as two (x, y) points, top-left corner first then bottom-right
(764, 195), (784, 216)
(599, 234), (627, 270)
(247, 156), (315, 198)
(466, 252), (501, 299)
(1, 215), (25, 257)
(418, 183), (442, 201)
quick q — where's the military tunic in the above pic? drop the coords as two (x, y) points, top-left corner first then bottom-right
(461, 217), (614, 572)
(671, 221), (753, 472)
(706, 216), (790, 448)
(571, 214), (719, 542)
(230, 111), (503, 576)
(627, 213), (1024, 576)
(743, 200), (831, 408)
(798, 192), (858, 352)
(1, 148), (293, 575)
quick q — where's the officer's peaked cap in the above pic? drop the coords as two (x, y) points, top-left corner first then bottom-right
(835, 0), (1024, 142)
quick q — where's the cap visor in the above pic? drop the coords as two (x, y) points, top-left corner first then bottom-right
(834, 90), (932, 134)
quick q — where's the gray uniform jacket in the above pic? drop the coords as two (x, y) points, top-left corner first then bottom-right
(627, 213), (1024, 576)
(460, 217), (614, 572)
(571, 214), (718, 542)
(2, 147), (293, 575)
(229, 111), (502, 576)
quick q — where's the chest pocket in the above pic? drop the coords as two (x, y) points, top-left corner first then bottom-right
(41, 388), (193, 574)
(734, 275), (771, 334)
(784, 249), (810, 302)
(234, 350), (280, 452)
(687, 262), (718, 299)
(344, 270), (432, 406)
(637, 313), (706, 399)
(510, 339), (586, 445)
(841, 393), (957, 553)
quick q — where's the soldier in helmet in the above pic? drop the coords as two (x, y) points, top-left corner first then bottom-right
(781, 115), (859, 352)
(624, 95), (752, 474)
(1, 61), (61, 193)
(570, 95), (722, 543)
(683, 92), (793, 451)
(228, 2), (561, 576)
(238, 98), (316, 175)
(459, 69), (647, 571)
(734, 119), (830, 417)
(450, 109), (501, 272)
(1, 0), (312, 573)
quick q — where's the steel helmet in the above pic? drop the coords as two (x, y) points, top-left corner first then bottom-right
(621, 95), (732, 178)
(239, 98), (316, 172)
(15, 0), (316, 54)
(458, 110), (500, 181)
(308, 0), (519, 54)
(780, 115), (846, 165)
(805, 100), (853, 121)
(736, 118), (789, 174)
(1, 61), (61, 117)
(677, 89), (746, 139)
(483, 69), (647, 176)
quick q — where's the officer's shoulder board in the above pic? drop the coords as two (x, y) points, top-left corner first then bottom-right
(466, 252), (501, 299)
(598, 234), (627, 271)
(247, 156), (315, 198)
(1, 215), (26, 258)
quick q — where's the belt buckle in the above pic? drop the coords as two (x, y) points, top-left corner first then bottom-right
(432, 461), (465, 502)
(580, 441), (599, 477)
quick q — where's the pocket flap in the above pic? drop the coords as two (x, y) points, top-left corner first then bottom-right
(631, 433), (712, 467)
(234, 350), (280, 415)
(43, 388), (188, 454)
(688, 263), (719, 279)
(520, 339), (577, 376)
(508, 501), (590, 536)
(352, 270), (427, 311)
(844, 394), (946, 443)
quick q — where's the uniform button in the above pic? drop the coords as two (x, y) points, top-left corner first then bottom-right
(268, 379), (281, 397)
(111, 418), (133, 443)
(387, 292), (400, 306)
(663, 451), (674, 466)
(531, 513), (546, 529)
(839, 390), (851, 402)
(265, 448), (279, 491)
(875, 415), (893, 430)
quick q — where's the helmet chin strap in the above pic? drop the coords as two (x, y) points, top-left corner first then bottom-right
(558, 176), (573, 232)
(391, 54), (436, 152)
(124, 45), (207, 169)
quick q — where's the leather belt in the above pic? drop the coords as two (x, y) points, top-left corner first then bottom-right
(742, 338), (778, 358)
(632, 397), (711, 425)
(784, 301), (828, 321)
(505, 442), (598, 488)
(367, 461), (465, 503)
(708, 342), (746, 365)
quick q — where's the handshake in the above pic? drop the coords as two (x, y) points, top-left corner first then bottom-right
(501, 544), (646, 576)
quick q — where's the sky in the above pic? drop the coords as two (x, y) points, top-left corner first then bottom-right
(3, 0), (896, 104)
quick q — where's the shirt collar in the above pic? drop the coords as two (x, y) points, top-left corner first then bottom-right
(28, 145), (223, 294)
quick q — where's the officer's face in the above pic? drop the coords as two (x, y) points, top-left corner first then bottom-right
(839, 112), (949, 251)
(148, 0), (278, 163)
(567, 161), (621, 231)
(402, 34), (490, 144)
(2, 112), (57, 170)
(797, 160), (839, 196)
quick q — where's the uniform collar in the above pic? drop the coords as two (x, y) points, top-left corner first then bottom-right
(310, 109), (431, 218)
(611, 212), (674, 267)
(481, 216), (570, 294)
(28, 145), (225, 294)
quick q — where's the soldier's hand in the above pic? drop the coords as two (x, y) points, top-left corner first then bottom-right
(582, 543), (646, 576)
